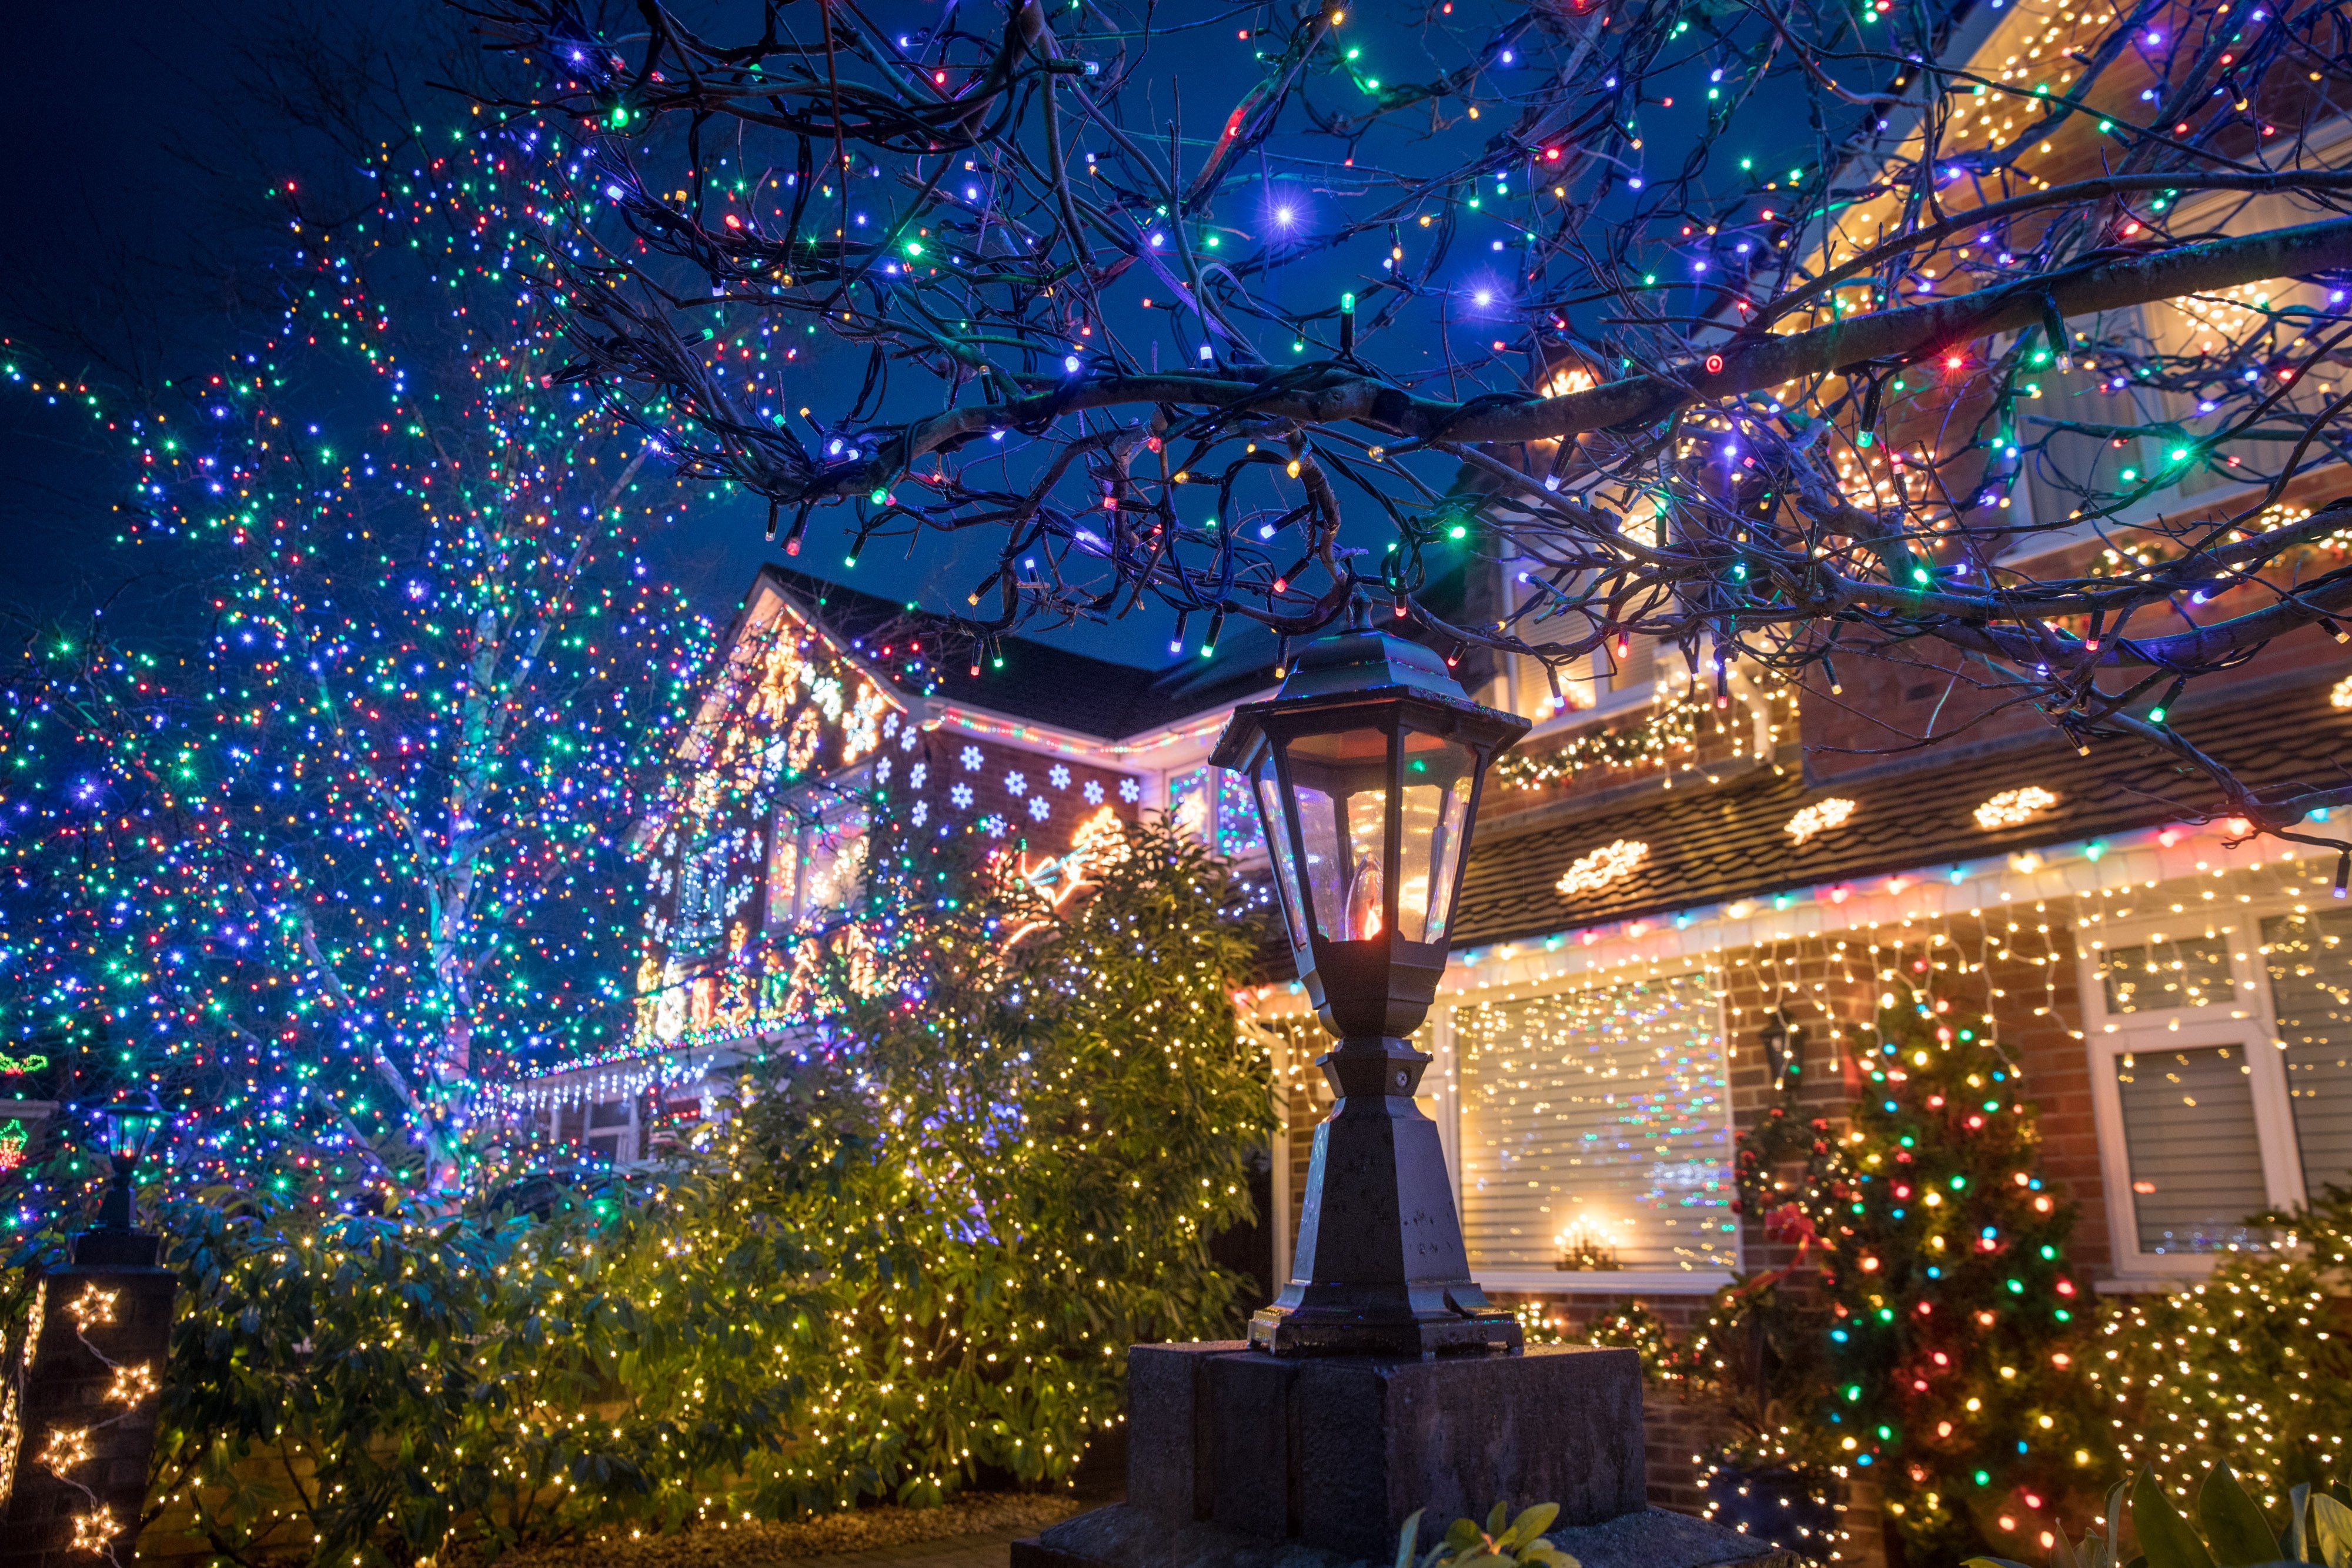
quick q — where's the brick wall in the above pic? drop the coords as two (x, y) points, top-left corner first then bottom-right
(898, 728), (1144, 858)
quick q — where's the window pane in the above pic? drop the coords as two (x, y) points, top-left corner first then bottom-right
(2114, 1045), (2270, 1253)
(673, 832), (730, 954)
(764, 818), (801, 931)
(2098, 931), (2232, 1012)
(802, 805), (868, 917)
(1168, 767), (1212, 845)
(1256, 770), (1309, 950)
(2023, 362), (2157, 526)
(2263, 911), (2352, 1195)
(1455, 972), (1735, 1273)
(1215, 768), (1264, 858)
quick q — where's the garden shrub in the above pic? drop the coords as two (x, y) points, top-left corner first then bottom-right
(2087, 1186), (2352, 1505)
(145, 1178), (810, 1564)
(6, 819), (1268, 1565)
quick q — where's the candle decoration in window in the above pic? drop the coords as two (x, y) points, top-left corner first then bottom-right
(1553, 1215), (1626, 1272)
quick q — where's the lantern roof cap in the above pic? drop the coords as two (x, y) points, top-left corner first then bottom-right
(1208, 630), (1528, 769)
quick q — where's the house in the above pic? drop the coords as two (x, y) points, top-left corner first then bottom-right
(500, 561), (1285, 1162)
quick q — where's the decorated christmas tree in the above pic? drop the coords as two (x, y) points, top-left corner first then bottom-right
(1742, 995), (2104, 1563)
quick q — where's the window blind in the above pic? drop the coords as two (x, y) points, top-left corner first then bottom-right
(1454, 971), (1736, 1272)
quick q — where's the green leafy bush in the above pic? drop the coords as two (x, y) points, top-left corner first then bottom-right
(8, 819), (1268, 1566)
(1396, 1503), (1579, 1568)
(1969, 1462), (2352, 1568)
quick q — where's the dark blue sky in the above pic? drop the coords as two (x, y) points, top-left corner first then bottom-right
(0, 1), (869, 651)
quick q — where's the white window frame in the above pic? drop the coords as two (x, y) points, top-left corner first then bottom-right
(2077, 905), (2308, 1284)
(1429, 966), (1740, 1295)
(764, 770), (872, 931)
(1160, 763), (1271, 866)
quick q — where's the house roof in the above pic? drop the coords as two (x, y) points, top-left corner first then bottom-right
(746, 563), (1281, 741)
(1449, 669), (2352, 950)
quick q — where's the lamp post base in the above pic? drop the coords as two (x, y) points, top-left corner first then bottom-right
(1007, 1341), (1790, 1568)
(1259, 1037), (1523, 1358)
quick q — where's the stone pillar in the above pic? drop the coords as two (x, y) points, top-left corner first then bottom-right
(1018, 1340), (1795, 1568)
(0, 1231), (178, 1568)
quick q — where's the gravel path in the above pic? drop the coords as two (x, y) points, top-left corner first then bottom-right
(469, 1493), (1090, 1568)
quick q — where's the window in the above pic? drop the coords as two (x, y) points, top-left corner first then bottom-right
(2113, 1044), (2270, 1254)
(2260, 911), (2352, 1195)
(1449, 971), (1736, 1282)
(1487, 557), (1661, 726)
(765, 795), (868, 930)
(585, 1098), (636, 1165)
(1165, 766), (1266, 859)
(2022, 355), (2164, 528)
(2080, 901), (2347, 1276)
(672, 831), (733, 955)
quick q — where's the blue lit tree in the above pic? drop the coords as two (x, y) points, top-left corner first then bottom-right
(1, 137), (706, 1202)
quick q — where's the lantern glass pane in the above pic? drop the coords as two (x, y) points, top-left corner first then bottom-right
(1254, 764), (1310, 951)
(1281, 726), (1391, 941)
(1398, 731), (1478, 943)
(105, 1106), (162, 1162)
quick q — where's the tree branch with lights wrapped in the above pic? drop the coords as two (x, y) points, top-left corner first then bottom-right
(460, 0), (2352, 843)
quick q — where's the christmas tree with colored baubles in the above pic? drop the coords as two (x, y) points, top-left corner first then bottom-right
(1748, 991), (2107, 1564)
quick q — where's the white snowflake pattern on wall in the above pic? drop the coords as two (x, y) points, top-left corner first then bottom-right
(1118, 777), (1141, 803)
(911, 801), (930, 827)
(960, 744), (984, 771)
(1048, 764), (1071, 790)
(1027, 795), (1051, 821)
(1083, 780), (1105, 805)
(876, 757), (893, 787)
(981, 814), (1008, 837)
(900, 724), (920, 753)
(950, 783), (974, 809)
(1005, 771), (1027, 795)
(909, 762), (928, 790)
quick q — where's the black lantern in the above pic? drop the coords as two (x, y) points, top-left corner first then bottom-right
(94, 1087), (168, 1232)
(1211, 627), (1529, 1356)
(1758, 1010), (1805, 1092)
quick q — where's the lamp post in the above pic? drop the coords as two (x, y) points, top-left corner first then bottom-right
(1211, 625), (1529, 1356)
(93, 1086), (168, 1232)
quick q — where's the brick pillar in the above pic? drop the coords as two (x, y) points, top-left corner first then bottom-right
(0, 1231), (178, 1568)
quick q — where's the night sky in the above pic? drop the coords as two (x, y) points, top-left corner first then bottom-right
(0, 1), (1212, 664)
(0, 3), (1081, 657)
